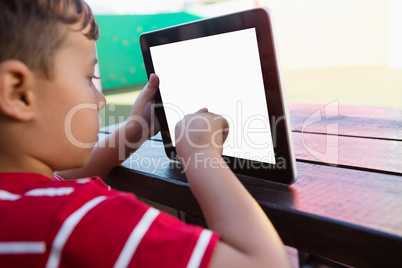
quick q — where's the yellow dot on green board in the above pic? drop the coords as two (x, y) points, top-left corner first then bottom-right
(130, 67), (136, 74)
(108, 104), (116, 112)
(140, 63), (145, 69)
(132, 37), (138, 43)
(136, 26), (143, 33)
(112, 35), (118, 42)
(152, 25), (157, 29)
(121, 78), (127, 84)
(109, 75), (116, 81)
(122, 39), (129, 46)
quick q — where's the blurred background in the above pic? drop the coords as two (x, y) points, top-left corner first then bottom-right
(85, 0), (402, 126)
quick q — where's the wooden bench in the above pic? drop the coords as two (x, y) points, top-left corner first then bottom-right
(101, 103), (402, 267)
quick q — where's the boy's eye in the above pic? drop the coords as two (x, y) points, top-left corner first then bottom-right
(91, 75), (100, 81)
(90, 75), (101, 85)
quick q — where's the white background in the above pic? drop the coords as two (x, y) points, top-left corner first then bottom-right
(150, 28), (276, 164)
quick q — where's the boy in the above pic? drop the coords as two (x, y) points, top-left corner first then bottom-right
(0, 0), (291, 267)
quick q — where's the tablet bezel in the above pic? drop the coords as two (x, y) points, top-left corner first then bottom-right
(140, 7), (297, 185)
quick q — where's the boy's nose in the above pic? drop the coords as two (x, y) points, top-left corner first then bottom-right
(95, 90), (106, 111)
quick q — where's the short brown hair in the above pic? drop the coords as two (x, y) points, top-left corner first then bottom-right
(0, 0), (99, 79)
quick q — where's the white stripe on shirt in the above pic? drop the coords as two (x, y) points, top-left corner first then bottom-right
(25, 187), (74, 197)
(0, 190), (21, 201)
(0, 241), (46, 254)
(114, 207), (160, 268)
(53, 174), (65, 181)
(75, 178), (92, 184)
(186, 229), (213, 268)
(46, 196), (106, 268)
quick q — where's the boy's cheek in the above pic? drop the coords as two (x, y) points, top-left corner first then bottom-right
(65, 109), (99, 143)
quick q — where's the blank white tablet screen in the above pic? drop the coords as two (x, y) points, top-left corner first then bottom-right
(150, 28), (276, 164)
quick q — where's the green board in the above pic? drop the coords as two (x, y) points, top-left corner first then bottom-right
(96, 13), (202, 90)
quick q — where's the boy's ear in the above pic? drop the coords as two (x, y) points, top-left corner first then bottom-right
(0, 60), (36, 121)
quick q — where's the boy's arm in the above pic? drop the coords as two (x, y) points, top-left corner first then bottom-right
(175, 110), (291, 268)
(57, 74), (160, 180)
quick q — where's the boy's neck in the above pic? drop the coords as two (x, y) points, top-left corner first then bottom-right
(0, 153), (54, 179)
(0, 127), (54, 179)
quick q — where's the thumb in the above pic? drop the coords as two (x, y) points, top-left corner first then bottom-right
(195, 108), (208, 114)
(148, 73), (159, 89)
(139, 74), (159, 101)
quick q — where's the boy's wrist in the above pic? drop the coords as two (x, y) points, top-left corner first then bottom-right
(178, 149), (227, 171)
(123, 120), (146, 144)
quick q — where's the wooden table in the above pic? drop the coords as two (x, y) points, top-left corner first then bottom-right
(101, 104), (402, 267)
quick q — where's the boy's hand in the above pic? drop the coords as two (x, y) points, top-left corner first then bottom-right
(175, 109), (229, 160)
(125, 74), (160, 143)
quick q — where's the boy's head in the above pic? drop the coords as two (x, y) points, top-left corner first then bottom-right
(0, 0), (106, 177)
(0, 0), (99, 79)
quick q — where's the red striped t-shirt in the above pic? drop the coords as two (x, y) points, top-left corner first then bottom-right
(0, 173), (219, 267)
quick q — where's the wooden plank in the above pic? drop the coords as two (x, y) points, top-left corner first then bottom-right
(101, 104), (402, 140)
(146, 131), (402, 175)
(289, 103), (402, 140)
(290, 103), (402, 121)
(292, 132), (402, 174)
(105, 140), (402, 266)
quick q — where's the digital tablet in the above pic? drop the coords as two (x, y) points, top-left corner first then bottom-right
(140, 7), (297, 185)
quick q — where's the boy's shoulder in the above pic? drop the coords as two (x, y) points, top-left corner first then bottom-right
(0, 172), (219, 267)
(0, 172), (113, 200)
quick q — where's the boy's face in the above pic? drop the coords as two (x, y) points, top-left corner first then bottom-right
(33, 24), (105, 171)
